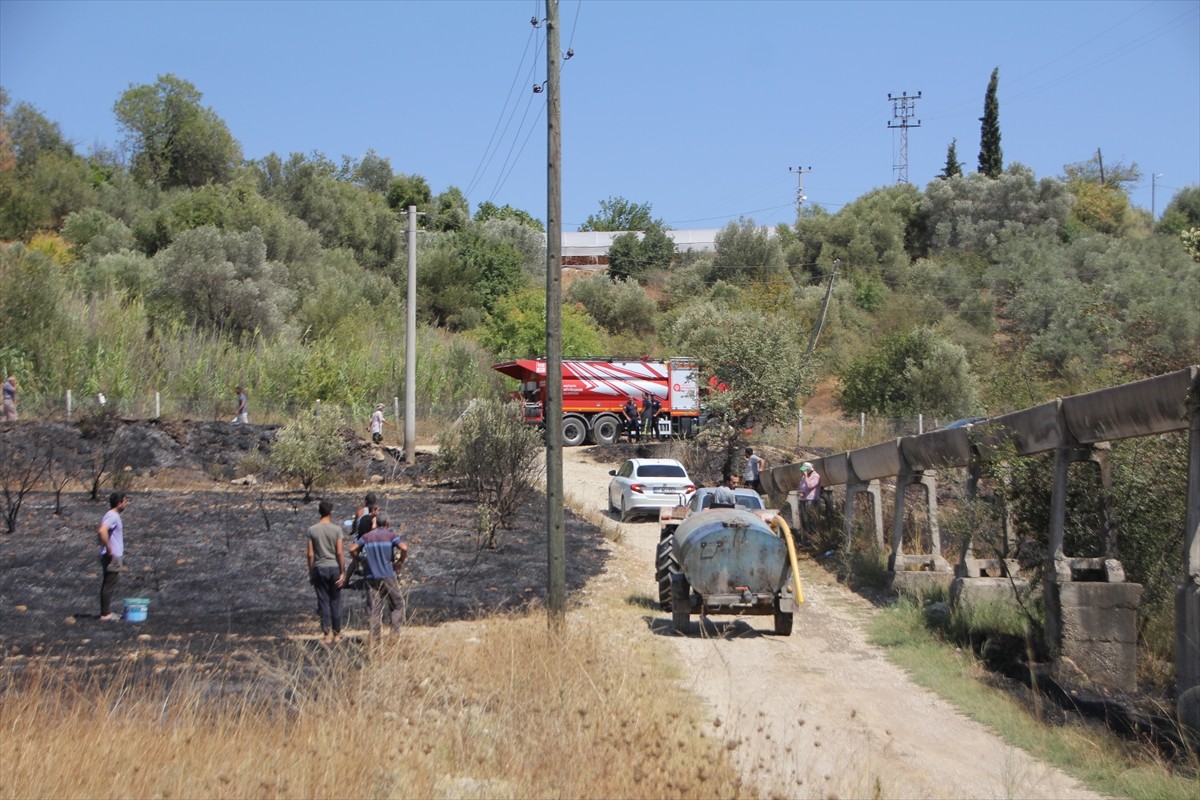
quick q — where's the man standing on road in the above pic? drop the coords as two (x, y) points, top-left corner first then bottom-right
(743, 447), (765, 494)
(622, 395), (641, 443)
(97, 492), (128, 621)
(645, 393), (663, 439)
(797, 461), (822, 533)
(306, 499), (345, 645)
(2, 374), (17, 421)
(349, 513), (408, 637)
(368, 403), (393, 444)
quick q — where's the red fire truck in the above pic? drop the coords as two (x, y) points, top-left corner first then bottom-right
(492, 357), (702, 446)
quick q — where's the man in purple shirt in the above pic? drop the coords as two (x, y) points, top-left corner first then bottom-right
(97, 492), (128, 621)
(348, 514), (408, 637)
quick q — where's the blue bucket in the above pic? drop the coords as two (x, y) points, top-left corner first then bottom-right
(123, 598), (150, 623)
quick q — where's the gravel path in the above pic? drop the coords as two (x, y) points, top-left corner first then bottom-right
(562, 445), (1101, 799)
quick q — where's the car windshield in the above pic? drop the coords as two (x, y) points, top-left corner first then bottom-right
(636, 464), (687, 478)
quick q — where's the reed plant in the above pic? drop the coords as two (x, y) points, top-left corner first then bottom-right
(0, 610), (744, 800)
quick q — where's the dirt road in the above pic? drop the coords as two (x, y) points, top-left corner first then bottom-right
(561, 445), (1100, 800)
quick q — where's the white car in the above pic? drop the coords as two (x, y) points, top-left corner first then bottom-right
(608, 458), (696, 522)
(659, 486), (778, 537)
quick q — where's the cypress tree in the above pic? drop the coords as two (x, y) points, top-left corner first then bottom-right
(940, 138), (963, 179)
(978, 67), (1003, 178)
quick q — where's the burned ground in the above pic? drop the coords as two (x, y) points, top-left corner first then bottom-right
(0, 420), (607, 688)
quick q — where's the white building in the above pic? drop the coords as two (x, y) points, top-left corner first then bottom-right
(560, 229), (719, 268)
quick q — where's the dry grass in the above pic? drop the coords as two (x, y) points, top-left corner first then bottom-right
(0, 610), (743, 800)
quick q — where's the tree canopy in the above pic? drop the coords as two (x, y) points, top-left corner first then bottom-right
(978, 68), (1003, 178)
(114, 74), (242, 189)
(579, 196), (659, 232)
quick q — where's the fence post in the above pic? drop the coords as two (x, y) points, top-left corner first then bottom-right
(315, 399), (321, 417)
(66, 389), (72, 421)
(797, 408), (803, 448)
(394, 396), (400, 431)
(918, 413), (923, 434)
(860, 412), (865, 439)
(155, 391), (161, 420)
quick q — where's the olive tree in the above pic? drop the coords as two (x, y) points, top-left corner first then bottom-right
(150, 226), (294, 341)
(114, 74), (242, 189)
(669, 303), (812, 476)
(268, 411), (346, 501)
(579, 196), (658, 232)
(435, 398), (543, 549)
(837, 327), (979, 418)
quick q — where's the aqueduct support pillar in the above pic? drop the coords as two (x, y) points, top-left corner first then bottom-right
(889, 470), (952, 595)
(1045, 443), (1142, 691)
(842, 479), (883, 552)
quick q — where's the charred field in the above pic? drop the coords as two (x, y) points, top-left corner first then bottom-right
(0, 420), (608, 692)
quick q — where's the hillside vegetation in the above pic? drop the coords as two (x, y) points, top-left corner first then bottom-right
(1, 75), (1197, 426)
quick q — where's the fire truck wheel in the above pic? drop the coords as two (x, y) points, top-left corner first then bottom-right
(590, 414), (621, 446)
(562, 415), (588, 447)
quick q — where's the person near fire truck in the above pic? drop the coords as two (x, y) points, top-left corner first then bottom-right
(644, 393), (663, 439)
(622, 395), (641, 442)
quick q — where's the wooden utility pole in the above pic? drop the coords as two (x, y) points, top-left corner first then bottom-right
(806, 259), (839, 357)
(545, 0), (566, 627)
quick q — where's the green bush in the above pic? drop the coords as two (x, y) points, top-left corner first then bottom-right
(435, 398), (543, 549)
(268, 410), (347, 501)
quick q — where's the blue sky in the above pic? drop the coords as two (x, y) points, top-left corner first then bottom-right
(2, 0), (1197, 231)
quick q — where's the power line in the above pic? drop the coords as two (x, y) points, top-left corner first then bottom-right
(464, 22), (540, 200)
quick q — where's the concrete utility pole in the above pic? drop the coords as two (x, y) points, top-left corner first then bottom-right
(887, 91), (922, 184)
(544, 0), (566, 627)
(1152, 172), (1164, 219)
(404, 206), (421, 465)
(789, 165), (812, 216)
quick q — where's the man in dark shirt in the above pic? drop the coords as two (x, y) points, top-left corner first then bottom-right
(645, 393), (663, 439)
(622, 396), (640, 442)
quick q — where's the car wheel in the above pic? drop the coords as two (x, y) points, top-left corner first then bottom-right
(620, 497), (631, 523)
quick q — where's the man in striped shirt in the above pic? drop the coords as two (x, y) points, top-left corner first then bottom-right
(348, 514), (408, 636)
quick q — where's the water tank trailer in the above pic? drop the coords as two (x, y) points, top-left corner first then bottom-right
(656, 508), (804, 635)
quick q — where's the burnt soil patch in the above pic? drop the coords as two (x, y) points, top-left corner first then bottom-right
(0, 421), (608, 690)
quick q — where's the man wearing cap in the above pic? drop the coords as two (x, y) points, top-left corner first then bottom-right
(368, 403), (393, 444)
(797, 461), (821, 532)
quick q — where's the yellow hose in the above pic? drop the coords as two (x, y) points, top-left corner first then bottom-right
(771, 515), (805, 604)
